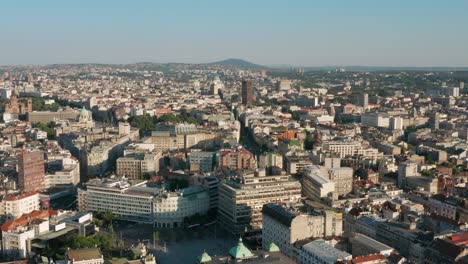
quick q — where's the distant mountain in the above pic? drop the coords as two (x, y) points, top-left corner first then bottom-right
(301, 65), (468, 72)
(207, 58), (263, 68)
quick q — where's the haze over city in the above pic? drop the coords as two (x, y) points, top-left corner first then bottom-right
(2, 0), (468, 66)
(0, 1), (468, 264)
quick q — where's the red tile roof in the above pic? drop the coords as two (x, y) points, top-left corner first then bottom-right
(2, 191), (39, 202)
(450, 232), (468, 246)
(1, 210), (57, 231)
(351, 254), (386, 263)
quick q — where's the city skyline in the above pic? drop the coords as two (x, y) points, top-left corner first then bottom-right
(2, 0), (468, 67)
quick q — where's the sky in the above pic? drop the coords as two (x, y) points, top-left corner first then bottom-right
(1, 0), (468, 67)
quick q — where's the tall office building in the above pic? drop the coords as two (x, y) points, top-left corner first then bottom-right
(460, 81), (464, 89)
(18, 150), (45, 192)
(358, 93), (369, 109)
(241, 80), (254, 106)
(218, 172), (301, 234)
(390, 116), (403, 130)
(430, 112), (440, 130)
(397, 160), (418, 187)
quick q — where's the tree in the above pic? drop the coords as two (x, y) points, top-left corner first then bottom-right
(304, 137), (315, 150)
(34, 122), (56, 140)
(128, 114), (155, 136)
(290, 111), (301, 121)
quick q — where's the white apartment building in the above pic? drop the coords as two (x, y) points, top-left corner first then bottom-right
(79, 177), (210, 226)
(81, 179), (155, 223)
(321, 141), (362, 159)
(1, 210), (52, 259)
(218, 172), (302, 234)
(398, 160), (419, 187)
(153, 186), (210, 228)
(328, 167), (353, 197)
(45, 157), (80, 188)
(299, 239), (352, 264)
(262, 203), (343, 260)
(361, 112), (390, 128)
(2, 192), (40, 221)
(302, 165), (335, 200)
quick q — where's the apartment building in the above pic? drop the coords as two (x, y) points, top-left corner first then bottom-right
(328, 167), (353, 197)
(188, 151), (216, 173)
(299, 239), (352, 264)
(218, 172), (301, 234)
(262, 204), (343, 260)
(218, 147), (257, 171)
(1, 192), (40, 221)
(116, 151), (161, 180)
(44, 157), (80, 188)
(302, 165), (335, 200)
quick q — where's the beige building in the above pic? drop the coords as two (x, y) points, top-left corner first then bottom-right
(259, 152), (283, 171)
(218, 171), (302, 234)
(262, 203), (343, 260)
(116, 151), (161, 179)
(79, 177), (210, 226)
(44, 157), (80, 188)
(66, 248), (104, 264)
(302, 165), (335, 200)
(147, 131), (222, 152)
(1, 192), (40, 221)
(328, 167), (353, 197)
(27, 107), (80, 123)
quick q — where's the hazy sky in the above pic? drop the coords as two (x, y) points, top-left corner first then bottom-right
(1, 0), (468, 66)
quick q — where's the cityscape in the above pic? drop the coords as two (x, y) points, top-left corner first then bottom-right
(1, 1), (468, 264)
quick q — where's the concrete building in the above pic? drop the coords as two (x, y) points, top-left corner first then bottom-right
(321, 141), (362, 159)
(324, 157), (341, 169)
(27, 108), (80, 123)
(276, 79), (293, 92)
(18, 150), (45, 193)
(218, 172), (301, 234)
(1, 192), (40, 221)
(242, 80), (254, 106)
(390, 116), (403, 131)
(44, 157), (80, 188)
(350, 233), (394, 257)
(116, 151), (161, 180)
(188, 151), (215, 173)
(328, 167), (353, 197)
(262, 204), (322, 259)
(218, 147), (257, 171)
(302, 165), (335, 200)
(299, 239), (352, 264)
(358, 93), (369, 109)
(361, 112), (390, 128)
(398, 160), (419, 187)
(377, 142), (401, 156)
(66, 248), (104, 264)
(259, 152), (283, 173)
(79, 177), (210, 227)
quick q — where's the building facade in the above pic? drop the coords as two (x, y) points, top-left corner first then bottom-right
(218, 172), (301, 233)
(18, 150), (45, 193)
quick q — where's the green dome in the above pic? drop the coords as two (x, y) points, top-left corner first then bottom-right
(229, 237), (253, 259)
(198, 251), (212, 263)
(80, 106), (90, 115)
(266, 242), (280, 252)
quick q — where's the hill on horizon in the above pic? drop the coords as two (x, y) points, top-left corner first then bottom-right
(207, 58), (263, 68)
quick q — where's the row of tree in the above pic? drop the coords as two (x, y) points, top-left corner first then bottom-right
(128, 113), (200, 136)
